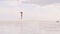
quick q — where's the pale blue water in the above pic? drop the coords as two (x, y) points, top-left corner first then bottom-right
(0, 21), (60, 34)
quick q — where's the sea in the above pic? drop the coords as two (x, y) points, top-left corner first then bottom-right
(0, 20), (60, 34)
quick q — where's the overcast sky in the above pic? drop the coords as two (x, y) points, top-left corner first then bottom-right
(23, 0), (60, 5)
(0, 0), (60, 21)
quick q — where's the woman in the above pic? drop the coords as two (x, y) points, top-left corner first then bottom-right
(20, 12), (23, 20)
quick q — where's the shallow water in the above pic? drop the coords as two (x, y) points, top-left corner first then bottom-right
(0, 21), (60, 34)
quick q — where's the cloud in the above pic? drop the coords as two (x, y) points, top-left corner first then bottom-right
(0, 7), (19, 21)
(0, 0), (16, 1)
(0, 0), (24, 21)
(0, 1), (18, 7)
(0, 0), (25, 7)
(22, 0), (60, 6)
(21, 3), (60, 21)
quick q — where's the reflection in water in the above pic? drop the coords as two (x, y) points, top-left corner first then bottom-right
(0, 21), (60, 34)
